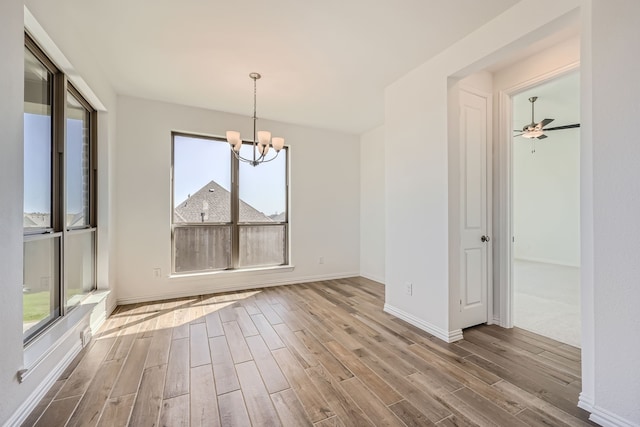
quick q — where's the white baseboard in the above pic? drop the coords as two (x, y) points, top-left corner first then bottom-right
(578, 392), (594, 414)
(590, 407), (638, 427)
(117, 271), (361, 305)
(579, 393), (638, 427)
(5, 340), (82, 427)
(359, 273), (385, 285)
(383, 303), (463, 343)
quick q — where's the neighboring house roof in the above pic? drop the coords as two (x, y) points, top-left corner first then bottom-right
(269, 212), (286, 222)
(23, 213), (50, 228)
(23, 212), (86, 228)
(174, 180), (273, 223)
(67, 212), (86, 227)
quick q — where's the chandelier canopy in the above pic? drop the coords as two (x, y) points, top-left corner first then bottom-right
(226, 73), (285, 166)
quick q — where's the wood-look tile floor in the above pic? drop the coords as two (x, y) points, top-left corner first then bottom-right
(23, 277), (596, 426)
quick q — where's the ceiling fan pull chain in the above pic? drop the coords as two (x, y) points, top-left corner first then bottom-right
(531, 140), (536, 154)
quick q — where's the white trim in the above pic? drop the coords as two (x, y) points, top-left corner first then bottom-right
(5, 341), (82, 427)
(498, 89), (514, 329)
(117, 271), (361, 305)
(579, 393), (638, 427)
(384, 304), (464, 343)
(589, 407), (638, 427)
(578, 392), (595, 413)
(21, 291), (110, 380)
(91, 294), (118, 334)
(7, 293), (113, 426)
(169, 264), (295, 280)
(497, 61), (580, 329)
(359, 273), (385, 285)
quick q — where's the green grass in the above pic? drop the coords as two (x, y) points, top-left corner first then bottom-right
(23, 291), (51, 322)
(23, 288), (88, 323)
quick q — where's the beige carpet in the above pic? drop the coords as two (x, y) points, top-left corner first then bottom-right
(513, 259), (581, 348)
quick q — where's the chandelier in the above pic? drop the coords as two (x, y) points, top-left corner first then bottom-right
(226, 73), (285, 166)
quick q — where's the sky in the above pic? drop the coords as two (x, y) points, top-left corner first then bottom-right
(24, 113), (86, 216)
(25, 126), (286, 218)
(24, 113), (51, 214)
(173, 135), (286, 216)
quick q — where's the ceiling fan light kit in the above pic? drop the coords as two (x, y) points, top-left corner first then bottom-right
(226, 72), (285, 166)
(513, 96), (580, 152)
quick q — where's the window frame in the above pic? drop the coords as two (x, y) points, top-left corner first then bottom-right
(171, 132), (289, 274)
(23, 33), (98, 344)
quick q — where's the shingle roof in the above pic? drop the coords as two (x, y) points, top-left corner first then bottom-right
(174, 180), (273, 223)
(22, 213), (85, 228)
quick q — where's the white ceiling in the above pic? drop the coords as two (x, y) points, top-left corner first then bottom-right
(35, 0), (522, 134)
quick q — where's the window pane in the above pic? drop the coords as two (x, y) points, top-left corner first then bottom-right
(173, 136), (231, 223)
(24, 47), (52, 230)
(66, 92), (91, 228)
(23, 236), (60, 339)
(174, 226), (231, 272)
(65, 230), (95, 308)
(238, 225), (286, 267)
(239, 145), (287, 223)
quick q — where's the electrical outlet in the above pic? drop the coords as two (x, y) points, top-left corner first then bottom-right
(153, 268), (161, 278)
(405, 282), (413, 296)
(80, 327), (92, 348)
(319, 256), (324, 265)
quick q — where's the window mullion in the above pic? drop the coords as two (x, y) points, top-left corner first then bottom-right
(53, 73), (68, 315)
(90, 110), (97, 227)
(231, 150), (240, 269)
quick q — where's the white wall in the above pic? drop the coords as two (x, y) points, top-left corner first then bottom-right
(360, 125), (385, 284)
(0, 1), (28, 423)
(114, 96), (360, 303)
(0, 3), (118, 424)
(385, 0), (581, 341)
(587, 1), (640, 424)
(513, 125), (580, 266)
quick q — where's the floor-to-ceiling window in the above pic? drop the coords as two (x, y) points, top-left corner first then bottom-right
(23, 34), (97, 342)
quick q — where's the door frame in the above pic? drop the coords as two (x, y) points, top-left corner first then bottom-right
(497, 61), (580, 328)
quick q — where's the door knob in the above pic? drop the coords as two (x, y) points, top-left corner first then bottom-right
(481, 235), (490, 242)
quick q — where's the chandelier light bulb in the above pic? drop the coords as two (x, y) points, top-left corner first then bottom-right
(271, 137), (285, 152)
(226, 131), (241, 146)
(257, 131), (271, 147)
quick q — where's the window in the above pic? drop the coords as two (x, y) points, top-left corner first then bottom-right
(172, 133), (288, 274)
(23, 35), (97, 342)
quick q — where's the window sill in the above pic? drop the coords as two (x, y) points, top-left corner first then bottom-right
(20, 290), (110, 383)
(169, 264), (295, 280)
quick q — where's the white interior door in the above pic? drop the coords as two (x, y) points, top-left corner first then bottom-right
(459, 89), (490, 329)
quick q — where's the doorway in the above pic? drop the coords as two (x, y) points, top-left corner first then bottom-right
(510, 71), (581, 347)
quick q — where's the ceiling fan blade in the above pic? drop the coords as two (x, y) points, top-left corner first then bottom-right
(538, 118), (554, 128)
(513, 133), (524, 137)
(537, 134), (548, 140)
(544, 123), (581, 131)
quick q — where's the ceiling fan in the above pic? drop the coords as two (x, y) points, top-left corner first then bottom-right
(514, 96), (580, 140)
